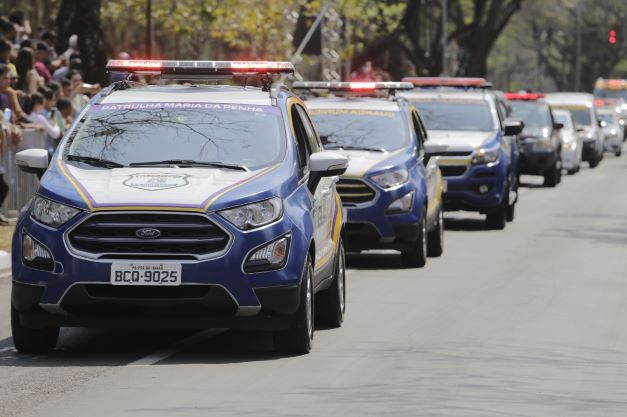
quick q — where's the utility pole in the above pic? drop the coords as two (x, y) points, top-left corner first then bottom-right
(441, 0), (448, 76)
(575, 2), (582, 91)
(146, 0), (152, 58)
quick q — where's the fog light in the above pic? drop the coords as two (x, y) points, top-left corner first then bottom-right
(22, 234), (54, 271)
(478, 185), (489, 194)
(387, 192), (414, 214)
(244, 235), (290, 273)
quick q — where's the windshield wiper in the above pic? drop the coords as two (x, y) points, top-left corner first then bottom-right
(326, 145), (386, 153)
(66, 154), (125, 168)
(129, 160), (249, 171)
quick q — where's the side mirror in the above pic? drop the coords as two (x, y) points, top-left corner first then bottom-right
(16, 149), (49, 175)
(504, 119), (523, 136)
(553, 122), (564, 130)
(576, 126), (585, 132)
(308, 151), (348, 192)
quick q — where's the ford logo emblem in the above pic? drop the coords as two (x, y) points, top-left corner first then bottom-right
(135, 228), (161, 239)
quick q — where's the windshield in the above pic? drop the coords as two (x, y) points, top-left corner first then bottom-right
(308, 109), (408, 151)
(594, 89), (627, 100)
(565, 108), (592, 126)
(510, 102), (552, 129)
(411, 100), (494, 131)
(552, 112), (574, 131)
(67, 102), (284, 170)
(597, 113), (615, 124)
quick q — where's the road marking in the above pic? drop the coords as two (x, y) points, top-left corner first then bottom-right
(128, 328), (225, 366)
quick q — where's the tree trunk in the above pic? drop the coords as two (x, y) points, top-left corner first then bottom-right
(55, 0), (107, 85)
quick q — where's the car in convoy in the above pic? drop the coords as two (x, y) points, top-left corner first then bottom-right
(400, 77), (522, 229)
(544, 93), (604, 168)
(597, 107), (624, 156)
(11, 60), (350, 354)
(293, 81), (444, 267)
(552, 109), (583, 174)
(595, 98), (627, 139)
(506, 93), (563, 186)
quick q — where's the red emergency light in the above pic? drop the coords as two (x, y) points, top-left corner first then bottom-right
(105, 60), (295, 76)
(504, 92), (545, 101)
(402, 77), (491, 88)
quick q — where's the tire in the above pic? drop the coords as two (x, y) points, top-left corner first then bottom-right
(427, 208), (444, 257)
(567, 168), (577, 175)
(315, 240), (346, 328)
(11, 304), (59, 354)
(543, 162), (559, 187)
(273, 256), (314, 354)
(401, 213), (427, 268)
(506, 200), (515, 222)
(589, 154), (600, 168)
(486, 188), (507, 230)
(615, 148), (622, 157)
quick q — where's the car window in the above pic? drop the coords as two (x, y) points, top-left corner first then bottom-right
(509, 102), (553, 129)
(411, 100), (494, 131)
(290, 104), (311, 179)
(295, 105), (322, 154)
(67, 103), (285, 170)
(411, 111), (425, 158)
(308, 108), (409, 151)
(552, 112), (575, 132)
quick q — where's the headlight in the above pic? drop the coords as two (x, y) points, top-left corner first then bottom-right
(370, 169), (408, 189)
(32, 196), (80, 227)
(562, 141), (576, 150)
(532, 140), (554, 152)
(471, 145), (500, 165)
(219, 197), (283, 230)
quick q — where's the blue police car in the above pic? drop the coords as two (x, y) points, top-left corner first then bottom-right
(11, 60), (349, 354)
(294, 81), (444, 268)
(401, 78), (522, 229)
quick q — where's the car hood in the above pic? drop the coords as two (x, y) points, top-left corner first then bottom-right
(44, 163), (279, 212)
(333, 149), (401, 177)
(427, 130), (495, 150)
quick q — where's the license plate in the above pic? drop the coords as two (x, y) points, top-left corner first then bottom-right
(110, 263), (182, 286)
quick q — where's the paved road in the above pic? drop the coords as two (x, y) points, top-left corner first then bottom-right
(2, 151), (627, 417)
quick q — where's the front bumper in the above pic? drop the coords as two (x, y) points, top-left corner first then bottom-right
(342, 180), (426, 252)
(561, 146), (580, 170)
(440, 160), (506, 212)
(11, 212), (310, 329)
(604, 134), (623, 152)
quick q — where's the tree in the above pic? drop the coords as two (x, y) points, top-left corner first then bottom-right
(55, 0), (107, 85)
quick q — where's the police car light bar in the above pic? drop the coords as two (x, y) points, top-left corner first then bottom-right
(504, 92), (545, 101)
(105, 60), (295, 76)
(402, 77), (492, 89)
(292, 81), (414, 92)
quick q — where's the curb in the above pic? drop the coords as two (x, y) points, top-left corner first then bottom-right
(0, 250), (11, 279)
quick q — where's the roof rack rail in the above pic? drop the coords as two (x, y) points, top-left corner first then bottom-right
(292, 81), (414, 96)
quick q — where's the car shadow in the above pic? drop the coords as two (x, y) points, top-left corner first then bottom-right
(443, 217), (489, 231)
(345, 252), (405, 270)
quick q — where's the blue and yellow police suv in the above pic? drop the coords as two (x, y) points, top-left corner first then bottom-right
(401, 77), (522, 230)
(11, 60), (349, 354)
(294, 81), (444, 268)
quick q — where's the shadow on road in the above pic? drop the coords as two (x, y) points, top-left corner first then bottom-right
(443, 217), (489, 231)
(345, 252), (405, 270)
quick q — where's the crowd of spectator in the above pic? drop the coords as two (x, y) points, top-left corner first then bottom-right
(0, 10), (102, 222)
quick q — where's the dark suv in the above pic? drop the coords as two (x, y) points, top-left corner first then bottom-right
(507, 93), (563, 187)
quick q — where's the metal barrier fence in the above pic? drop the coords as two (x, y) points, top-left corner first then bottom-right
(1, 129), (51, 218)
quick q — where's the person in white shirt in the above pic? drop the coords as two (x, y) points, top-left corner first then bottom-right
(24, 92), (60, 140)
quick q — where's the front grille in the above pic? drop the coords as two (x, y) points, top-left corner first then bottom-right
(427, 151), (473, 157)
(337, 179), (376, 205)
(439, 166), (468, 177)
(68, 212), (229, 259)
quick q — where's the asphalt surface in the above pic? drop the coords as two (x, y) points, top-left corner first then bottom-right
(2, 150), (627, 417)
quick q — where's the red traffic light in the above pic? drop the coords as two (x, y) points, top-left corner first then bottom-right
(609, 29), (617, 44)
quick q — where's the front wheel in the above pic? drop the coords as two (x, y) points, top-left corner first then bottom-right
(315, 240), (346, 327)
(427, 208), (444, 257)
(615, 148), (622, 157)
(543, 160), (560, 187)
(11, 305), (59, 354)
(273, 256), (314, 354)
(401, 214), (427, 268)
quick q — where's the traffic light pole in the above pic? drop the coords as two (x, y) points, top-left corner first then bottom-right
(575, 3), (581, 91)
